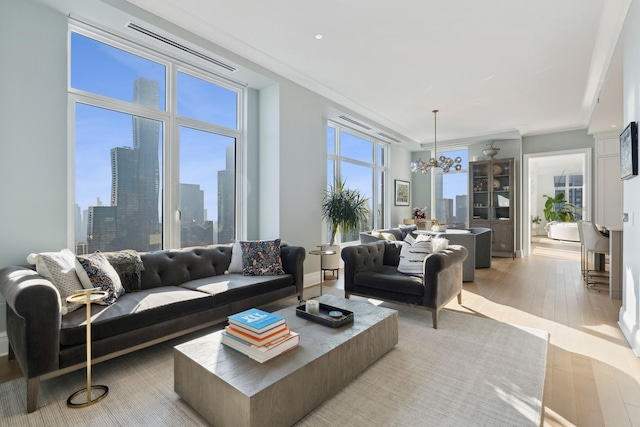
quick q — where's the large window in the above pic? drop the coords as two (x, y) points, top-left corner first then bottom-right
(433, 149), (468, 228)
(554, 174), (584, 220)
(71, 27), (242, 253)
(327, 124), (387, 243)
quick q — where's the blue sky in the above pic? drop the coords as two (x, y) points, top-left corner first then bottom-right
(72, 32), (237, 222)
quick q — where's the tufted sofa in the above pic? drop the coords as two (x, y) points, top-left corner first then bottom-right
(0, 244), (305, 412)
(341, 241), (467, 328)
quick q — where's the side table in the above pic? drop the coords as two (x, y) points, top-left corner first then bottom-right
(308, 249), (336, 297)
(66, 288), (109, 408)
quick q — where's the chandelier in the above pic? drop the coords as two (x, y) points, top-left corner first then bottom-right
(410, 109), (462, 174)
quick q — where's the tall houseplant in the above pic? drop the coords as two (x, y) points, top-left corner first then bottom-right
(543, 193), (577, 222)
(321, 180), (370, 246)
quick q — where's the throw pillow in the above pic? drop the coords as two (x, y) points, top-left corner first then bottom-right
(431, 237), (449, 253)
(26, 249), (83, 315)
(240, 239), (285, 276)
(100, 250), (145, 293)
(397, 234), (433, 276)
(379, 232), (397, 241)
(399, 224), (418, 240)
(76, 251), (125, 305)
(227, 241), (243, 274)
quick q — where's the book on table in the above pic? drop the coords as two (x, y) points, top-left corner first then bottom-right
(225, 324), (291, 346)
(221, 330), (300, 363)
(227, 308), (285, 334)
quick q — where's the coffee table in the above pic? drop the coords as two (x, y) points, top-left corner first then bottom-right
(174, 294), (398, 427)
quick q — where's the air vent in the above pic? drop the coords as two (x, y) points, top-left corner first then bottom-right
(127, 22), (237, 72)
(338, 115), (372, 130)
(377, 132), (401, 143)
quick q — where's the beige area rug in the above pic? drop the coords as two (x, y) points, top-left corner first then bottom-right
(0, 291), (548, 427)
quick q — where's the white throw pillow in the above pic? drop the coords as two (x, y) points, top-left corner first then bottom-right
(27, 249), (83, 315)
(431, 237), (449, 253)
(397, 234), (432, 275)
(227, 241), (243, 273)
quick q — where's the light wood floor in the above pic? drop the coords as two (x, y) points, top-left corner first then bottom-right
(321, 239), (638, 427)
(1, 239), (637, 426)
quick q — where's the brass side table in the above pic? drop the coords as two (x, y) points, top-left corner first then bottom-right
(308, 249), (336, 297)
(66, 288), (109, 408)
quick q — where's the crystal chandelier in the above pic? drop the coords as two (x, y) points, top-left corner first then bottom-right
(410, 109), (462, 174)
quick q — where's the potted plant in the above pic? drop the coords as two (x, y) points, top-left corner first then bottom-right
(318, 180), (369, 278)
(542, 193), (576, 222)
(321, 180), (370, 246)
(532, 215), (542, 236)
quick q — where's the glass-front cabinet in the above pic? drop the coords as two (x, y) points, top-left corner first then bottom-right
(470, 158), (515, 258)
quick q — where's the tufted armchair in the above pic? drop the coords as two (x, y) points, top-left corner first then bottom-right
(341, 241), (468, 328)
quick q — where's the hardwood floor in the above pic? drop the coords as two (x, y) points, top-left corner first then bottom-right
(321, 239), (638, 427)
(1, 239), (637, 426)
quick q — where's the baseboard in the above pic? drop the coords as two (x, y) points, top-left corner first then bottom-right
(619, 306), (640, 357)
(0, 332), (7, 357)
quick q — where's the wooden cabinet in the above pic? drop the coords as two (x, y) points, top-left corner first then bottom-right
(469, 158), (515, 258)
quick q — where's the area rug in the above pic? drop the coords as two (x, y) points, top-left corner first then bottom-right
(0, 293), (548, 426)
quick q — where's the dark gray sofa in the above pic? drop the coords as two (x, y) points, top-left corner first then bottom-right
(341, 241), (467, 328)
(0, 244), (305, 412)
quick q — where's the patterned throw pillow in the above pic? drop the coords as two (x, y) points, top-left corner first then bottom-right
(26, 249), (83, 315)
(75, 251), (125, 305)
(240, 239), (285, 276)
(397, 234), (433, 276)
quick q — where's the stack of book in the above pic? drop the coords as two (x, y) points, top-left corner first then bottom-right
(221, 308), (300, 363)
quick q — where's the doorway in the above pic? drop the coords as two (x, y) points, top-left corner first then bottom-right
(522, 148), (591, 257)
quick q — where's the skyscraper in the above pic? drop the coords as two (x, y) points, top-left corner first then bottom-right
(217, 145), (235, 244)
(88, 77), (161, 251)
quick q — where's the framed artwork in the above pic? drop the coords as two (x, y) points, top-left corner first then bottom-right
(620, 121), (638, 180)
(394, 179), (410, 206)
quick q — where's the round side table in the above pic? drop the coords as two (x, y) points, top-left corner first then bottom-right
(66, 288), (109, 408)
(308, 249), (336, 297)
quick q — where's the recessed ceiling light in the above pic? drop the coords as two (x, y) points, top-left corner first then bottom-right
(611, 124), (618, 128)
(314, 33), (323, 40)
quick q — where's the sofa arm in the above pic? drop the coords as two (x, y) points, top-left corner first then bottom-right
(423, 245), (468, 309)
(280, 246), (306, 297)
(341, 241), (386, 292)
(0, 266), (61, 377)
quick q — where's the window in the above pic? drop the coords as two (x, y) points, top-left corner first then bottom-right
(433, 149), (468, 228)
(71, 27), (242, 253)
(327, 124), (387, 243)
(554, 174), (583, 219)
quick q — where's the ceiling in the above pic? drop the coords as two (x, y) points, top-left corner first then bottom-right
(123, 0), (629, 147)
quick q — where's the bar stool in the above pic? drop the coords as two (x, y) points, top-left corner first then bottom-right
(579, 220), (610, 292)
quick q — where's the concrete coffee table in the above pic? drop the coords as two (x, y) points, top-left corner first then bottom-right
(174, 294), (398, 427)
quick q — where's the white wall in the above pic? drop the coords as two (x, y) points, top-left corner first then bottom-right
(390, 147), (413, 226)
(619, 0), (640, 355)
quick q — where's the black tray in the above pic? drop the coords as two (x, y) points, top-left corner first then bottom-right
(296, 301), (354, 328)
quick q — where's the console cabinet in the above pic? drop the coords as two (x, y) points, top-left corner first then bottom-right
(469, 158), (515, 258)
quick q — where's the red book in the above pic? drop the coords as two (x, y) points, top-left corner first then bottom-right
(226, 321), (288, 339)
(225, 324), (291, 346)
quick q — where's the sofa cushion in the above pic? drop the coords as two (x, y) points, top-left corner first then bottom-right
(60, 286), (212, 346)
(241, 239), (285, 276)
(180, 273), (294, 306)
(26, 249), (83, 315)
(354, 266), (424, 296)
(75, 251), (125, 305)
(140, 245), (232, 289)
(398, 235), (433, 275)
